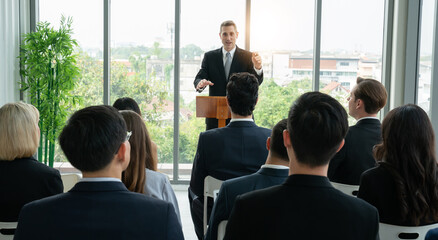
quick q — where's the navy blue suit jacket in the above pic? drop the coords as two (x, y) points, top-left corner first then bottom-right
(189, 121), (271, 198)
(14, 181), (184, 240)
(224, 175), (380, 240)
(328, 118), (382, 185)
(426, 228), (438, 240)
(205, 167), (288, 240)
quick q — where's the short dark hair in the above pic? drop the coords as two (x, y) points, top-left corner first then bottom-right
(270, 119), (289, 161)
(226, 72), (259, 116)
(287, 92), (348, 167)
(353, 77), (387, 114)
(113, 97), (141, 116)
(59, 105), (127, 172)
(220, 20), (237, 33)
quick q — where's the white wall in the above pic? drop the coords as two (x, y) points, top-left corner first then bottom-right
(0, 0), (21, 106)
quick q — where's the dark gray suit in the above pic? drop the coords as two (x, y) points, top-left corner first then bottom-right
(328, 118), (382, 185)
(205, 167), (288, 240)
(225, 175), (380, 240)
(194, 47), (263, 129)
(14, 181), (183, 240)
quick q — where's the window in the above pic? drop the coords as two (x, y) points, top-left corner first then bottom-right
(39, 0), (103, 163)
(111, 0), (175, 179)
(320, 0), (384, 125)
(418, 0), (435, 114)
(251, 0), (314, 129)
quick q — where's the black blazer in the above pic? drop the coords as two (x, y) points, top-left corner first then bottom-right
(189, 121), (271, 198)
(328, 118), (382, 185)
(358, 165), (438, 226)
(205, 167), (288, 240)
(14, 181), (183, 240)
(224, 175), (380, 240)
(194, 46), (263, 97)
(0, 157), (63, 221)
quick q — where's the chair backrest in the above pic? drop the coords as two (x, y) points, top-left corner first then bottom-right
(330, 182), (359, 197)
(203, 176), (224, 235)
(379, 223), (438, 240)
(0, 222), (17, 240)
(61, 173), (81, 192)
(217, 220), (228, 240)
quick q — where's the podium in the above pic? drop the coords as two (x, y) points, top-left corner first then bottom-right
(196, 96), (231, 128)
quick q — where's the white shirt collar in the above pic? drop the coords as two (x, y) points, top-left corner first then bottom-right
(230, 118), (254, 122)
(261, 164), (289, 170)
(80, 177), (122, 182)
(357, 116), (379, 122)
(222, 46), (237, 59)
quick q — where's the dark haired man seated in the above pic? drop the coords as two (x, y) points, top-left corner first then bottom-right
(224, 92), (379, 240)
(14, 105), (183, 240)
(189, 72), (271, 239)
(205, 118), (289, 240)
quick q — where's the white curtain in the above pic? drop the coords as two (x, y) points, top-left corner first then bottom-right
(0, 0), (22, 106)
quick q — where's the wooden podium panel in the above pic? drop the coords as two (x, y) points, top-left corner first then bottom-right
(196, 96), (231, 128)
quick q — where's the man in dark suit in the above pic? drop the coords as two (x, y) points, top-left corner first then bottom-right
(328, 77), (387, 185)
(189, 72), (271, 239)
(14, 106), (183, 240)
(205, 118), (289, 240)
(224, 92), (380, 240)
(194, 20), (263, 130)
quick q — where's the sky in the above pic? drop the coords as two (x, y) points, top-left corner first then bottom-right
(39, 0), (435, 55)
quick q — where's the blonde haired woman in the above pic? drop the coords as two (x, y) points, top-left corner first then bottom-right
(0, 102), (63, 222)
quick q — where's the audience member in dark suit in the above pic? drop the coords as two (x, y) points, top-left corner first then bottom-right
(426, 228), (438, 240)
(358, 104), (438, 226)
(194, 20), (263, 130)
(328, 77), (387, 185)
(189, 72), (271, 239)
(0, 102), (63, 222)
(224, 92), (380, 240)
(14, 105), (183, 240)
(205, 118), (289, 240)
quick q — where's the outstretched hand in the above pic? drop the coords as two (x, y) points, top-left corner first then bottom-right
(196, 79), (214, 92)
(252, 52), (262, 70)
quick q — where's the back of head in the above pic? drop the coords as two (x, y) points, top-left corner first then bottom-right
(374, 104), (438, 225)
(270, 119), (289, 161)
(113, 97), (141, 116)
(120, 110), (153, 193)
(288, 92), (348, 167)
(59, 105), (127, 172)
(0, 102), (40, 160)
(226, 72), (259, 116)
(354, 77), (387, 114)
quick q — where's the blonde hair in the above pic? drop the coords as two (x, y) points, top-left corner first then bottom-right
(0, 102), (40, 160)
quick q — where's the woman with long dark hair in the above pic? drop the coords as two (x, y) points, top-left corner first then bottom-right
(120, 110), (181, 224)
(358, 104), (438, 226)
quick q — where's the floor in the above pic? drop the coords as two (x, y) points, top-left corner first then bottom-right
(174, 185), (198, 240)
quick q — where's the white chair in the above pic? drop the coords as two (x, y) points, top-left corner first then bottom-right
(217, 220), (228, 240)
(330, 182), (359, 197)
(203, 176), (224, 235)
(379, 223), (438, 240)
(61, 173), (81, 192)
(0, 222), (17, 240)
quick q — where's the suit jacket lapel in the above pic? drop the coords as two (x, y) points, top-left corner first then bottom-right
(229, 47), (242, 78)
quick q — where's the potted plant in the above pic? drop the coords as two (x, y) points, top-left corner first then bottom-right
(19, 16), (80, 167)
